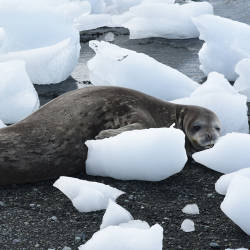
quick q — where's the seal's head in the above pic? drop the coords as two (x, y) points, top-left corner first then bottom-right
(175, 105), (221, 154)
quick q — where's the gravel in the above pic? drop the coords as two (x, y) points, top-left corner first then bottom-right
(0, 161), (249, 249)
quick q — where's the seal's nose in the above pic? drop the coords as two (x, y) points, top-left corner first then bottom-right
(206, 133), (212, 140)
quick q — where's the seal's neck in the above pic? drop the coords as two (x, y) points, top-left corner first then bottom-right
(147, 99), (179, 128)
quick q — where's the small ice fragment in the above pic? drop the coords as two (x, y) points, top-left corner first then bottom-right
(104, 32), (115, 42)
(53, 176), (124, 212)
(100, 200), (133, 229)
(182, 204), (199, 215)
(181, 219), (195, 232)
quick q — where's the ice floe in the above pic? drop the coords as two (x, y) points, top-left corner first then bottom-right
(0, 60), (39, 124)
(193, 133), (250, 174)
(117, 1), (213, 39)
(0, 0), (82, 84)
(181, 219), (195, 233)
(193, 14), (250, 81)
(86, 127), (187, 181)
(53, 176), (124, 212)
(221, 175), (250, 235)
(79, 223), (163, 250)
(234, 58), (250, 101)
(88, 40), (199, 101)
(100, 200), (133, 229)
(182, 204), (199, 215)
(215, 168), (250, 195)
(173, 72), (249, 136)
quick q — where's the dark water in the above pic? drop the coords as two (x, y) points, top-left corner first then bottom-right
(35, 0), (250, 105)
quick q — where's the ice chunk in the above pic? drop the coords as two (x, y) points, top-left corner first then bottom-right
(86, 127), (187, 181)
(234, 58), (250, 101)
(75, 14), (115, 31)
(215, 168), (250, 195)
(0, 27), (6, 48)
(53, 176), (124, 212)
(0, 0), (81, 84)
(182, 204), (199, 215)
(181, 219), (195, 232)
(100, 200), (133, 229)
(119, 1), (213, 39)
(193, 133), (250, 174)
(0, 60), (39, 124)
(225, 248), (248, 250)
(173, 72), (249, 135)
(119, 220), (150, 230)
(79, 224), (163, 250)
(88, 40), (199, 101)
(85, 0), (106, 14)
(221, 175), (250, 235)
(104, 32), (115, 42)
(193, 14), (250, 81)
(0, 120), (6, 128)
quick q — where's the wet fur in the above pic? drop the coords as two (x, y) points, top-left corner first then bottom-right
(0, 86), (219, 185)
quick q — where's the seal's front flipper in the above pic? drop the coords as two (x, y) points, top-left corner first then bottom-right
(95, 122), (146, 140)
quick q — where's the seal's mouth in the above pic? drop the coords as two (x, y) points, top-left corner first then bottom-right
(190, 138), (216, 151)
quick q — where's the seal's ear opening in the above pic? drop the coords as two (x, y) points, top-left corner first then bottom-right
(175, 106), (186, 131)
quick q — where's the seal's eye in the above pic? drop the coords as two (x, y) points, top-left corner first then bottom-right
(215, 127), (220, 132)
(192, 125), (201, 132)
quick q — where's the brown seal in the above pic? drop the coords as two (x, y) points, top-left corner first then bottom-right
(0, 86), (221, 185)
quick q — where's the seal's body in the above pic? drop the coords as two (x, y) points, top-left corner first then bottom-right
(0, 86), (221, 185)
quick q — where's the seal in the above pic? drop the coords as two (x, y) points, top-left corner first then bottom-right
(0, 86), (221, 185)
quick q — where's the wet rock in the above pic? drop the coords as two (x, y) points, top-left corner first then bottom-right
(209, 242), (220, 248)
(62, 247), (72, 250)
(12, 239), (21, 244)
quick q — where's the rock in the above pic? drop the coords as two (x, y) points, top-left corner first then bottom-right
(209, 242), (220, 248)
(62, 247), (72, 250)
(75, 232), (86, 242)
(12, 239), (21, 244)
(49, 216), (58, 222)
